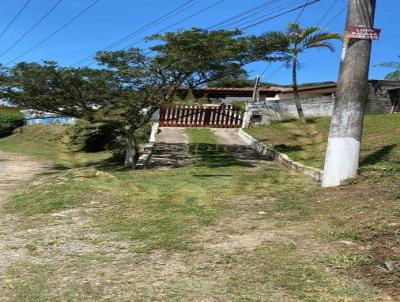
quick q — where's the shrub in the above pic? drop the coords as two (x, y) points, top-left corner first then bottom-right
(67, 120), (152, 154)
(0, 109), (24, 136)
(231, 101), (246, 113)
(66, 120), (123, 152)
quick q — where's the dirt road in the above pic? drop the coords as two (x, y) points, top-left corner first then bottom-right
(0, 152), (45, 204)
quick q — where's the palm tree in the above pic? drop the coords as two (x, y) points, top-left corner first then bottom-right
(376, 56), (400, 80)
(268, 23), (341, 120)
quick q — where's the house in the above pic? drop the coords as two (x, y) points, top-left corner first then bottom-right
(179, 80), (400, 115)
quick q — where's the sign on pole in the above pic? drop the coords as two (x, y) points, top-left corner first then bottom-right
(346, 26), (381, 40)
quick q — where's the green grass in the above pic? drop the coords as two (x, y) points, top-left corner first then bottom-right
(1, 124), (398, 300)
(0, 125), (112, 168)
(326, 254), (375, 269)
(245, 114), (400, 170)
(8, 128), (312, 252)
(0, 107), (24, 136)
(0, 106), (21, 114)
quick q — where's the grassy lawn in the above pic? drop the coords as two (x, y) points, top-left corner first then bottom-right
(245, 114), (400, 170)
(0, 125), (112, 169)
(0, 126), (399, 300)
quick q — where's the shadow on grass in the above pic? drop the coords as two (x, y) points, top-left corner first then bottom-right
(360, 144), (397, 166)
(189, 143), (256, 168)
(40, 154), (124, 173)
(0, 128), (19, 139)
(147, 142), (264, 170)
(274, 144), (304, 153)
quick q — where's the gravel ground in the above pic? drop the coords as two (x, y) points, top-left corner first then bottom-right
(0, 152), (45, 204)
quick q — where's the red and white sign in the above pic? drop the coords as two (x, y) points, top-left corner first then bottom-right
(347, 26), (381, 40)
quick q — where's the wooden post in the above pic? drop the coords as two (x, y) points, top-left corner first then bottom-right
(322, 0), (377, 187)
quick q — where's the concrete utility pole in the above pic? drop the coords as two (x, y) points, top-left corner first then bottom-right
(322, 0), (377, 187)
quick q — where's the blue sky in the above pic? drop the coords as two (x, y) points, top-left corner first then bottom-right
(0, 0), (398, 85)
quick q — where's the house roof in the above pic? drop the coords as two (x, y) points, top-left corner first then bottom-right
(178, 87), (281, 97)
(180, 80), (400, 98)
(278, 83), (337, 94)
(179, 84), (337, 97)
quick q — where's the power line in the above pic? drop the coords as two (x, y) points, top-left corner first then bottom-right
(239, 0), (320, 31)
(72, 0), (201, 67)
(0, 0), (33, 39)
(0, 0), (64, 59)
(207, 0), (283, 30)
(324, 5), (347, 28)
(228, 0), (309, 30)
(126, 0), (226, 49)
(7, 0), (102, 65)
(81, 0), (227, 68)
(263, 63), (285, 80)
(220, 0), (295, 30)
(317, 0), (340, 26)
(294, 0), (309, 23)
(102, 0), (201, 51)
(260, 62), (272, 76)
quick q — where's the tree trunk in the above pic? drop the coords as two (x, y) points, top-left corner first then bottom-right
(292, 58), (305, 121)
(322, 0), (376, 187)
(124, 128), (139, 169)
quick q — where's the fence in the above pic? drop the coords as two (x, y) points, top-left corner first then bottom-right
(159, 105), (242, 128)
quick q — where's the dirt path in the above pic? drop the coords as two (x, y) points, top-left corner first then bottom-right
(147, 127), (192, 168)
(212, 128), (268, 166)
(148, 128), (266, 168)
(211, 128), (248, 146)
(0, 152), (45, 204)
(155, 127), (189, 144)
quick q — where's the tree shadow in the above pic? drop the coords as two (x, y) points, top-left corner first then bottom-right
(145, 142), (269, 170)
(189, 143), (269, 168)
(0, 129), (16, 138)
(360, 144), (397, 166)
(40, 155), (124, 173)
(274, 144), (303, 153)
(146, 143), (192, 169)
(189, 143), (252, 168)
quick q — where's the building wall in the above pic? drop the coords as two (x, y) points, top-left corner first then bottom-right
(220, 96), (254, 105)
(247, 94), (392, 124)
(247, 96), (334, 123)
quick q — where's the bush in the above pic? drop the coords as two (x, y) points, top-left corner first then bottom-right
(67, 120), (152, 153)
(231, 101), (246, 113)
(0, 109), (24, 136)
(66, 120), (123, 152)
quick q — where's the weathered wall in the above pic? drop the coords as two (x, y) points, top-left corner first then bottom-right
(238, 129), (323, 182)
(247, 94), (392, 124)
(247, 96), (335, 123)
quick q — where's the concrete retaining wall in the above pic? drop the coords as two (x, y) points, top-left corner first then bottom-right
(238, 129), (323, 182)
(136, 123), (159, 169)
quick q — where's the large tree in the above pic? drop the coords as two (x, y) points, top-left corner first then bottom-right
(263, 23), (340, 120)
(3, 28), (286, 168)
